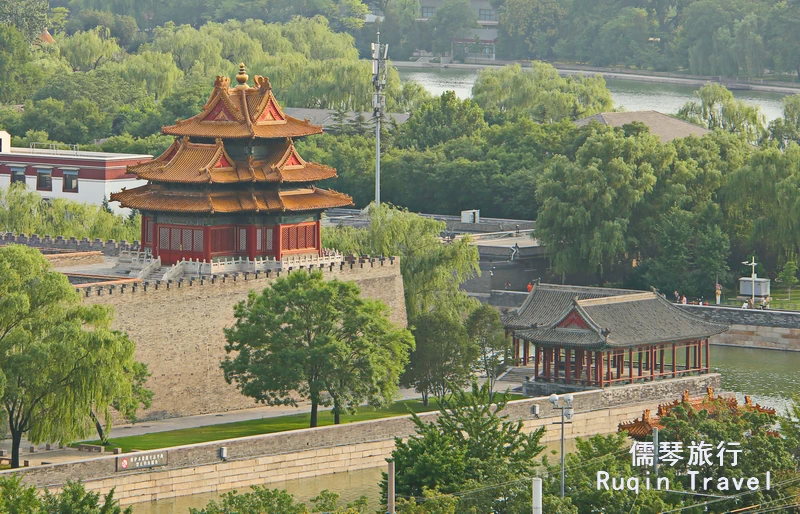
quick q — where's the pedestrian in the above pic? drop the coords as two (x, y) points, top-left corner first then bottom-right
(674, 290), (680, 303)
(748, 298), (755, 309)
(504, 281), (511, 290)
(527, 282), (533, 292)
(742, 301), (748, 309)
(760, 297), (767, 310)
(681, 295), (687, 305)
(715, 284), (722, 305)
(766, 295), (772, 309)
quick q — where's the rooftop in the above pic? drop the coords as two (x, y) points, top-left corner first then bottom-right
(575, 110), (710, 143)
(2, 146), (152, 161)
(505, 283), (728, 348)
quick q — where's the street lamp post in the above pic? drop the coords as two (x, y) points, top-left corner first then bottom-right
(742, 257), (757, 306)
(549, 393), (574, 498)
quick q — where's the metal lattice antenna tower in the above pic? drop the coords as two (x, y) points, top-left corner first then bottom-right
(372, 31), (388, 205)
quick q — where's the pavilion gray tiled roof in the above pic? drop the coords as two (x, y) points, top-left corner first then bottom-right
(502, 282), (638, 330)
(511, 290), (728, 349)
(575, 111), (710, 143)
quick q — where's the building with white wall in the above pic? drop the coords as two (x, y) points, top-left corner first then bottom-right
(0, 131), (150, 216)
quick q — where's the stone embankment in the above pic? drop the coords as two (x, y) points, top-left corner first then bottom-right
(4, 374), (719, 506)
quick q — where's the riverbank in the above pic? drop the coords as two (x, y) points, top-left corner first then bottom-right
(393, 61), (800, 95)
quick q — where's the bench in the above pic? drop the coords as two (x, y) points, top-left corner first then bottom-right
(77, 444), (105, 453)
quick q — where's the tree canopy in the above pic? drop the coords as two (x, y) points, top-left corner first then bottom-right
(0, 245), (147, 468)
(222, 270), (413, 427)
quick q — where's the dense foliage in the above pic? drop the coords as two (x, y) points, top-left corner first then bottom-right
(0, 245), (148, 468)
(0, 476), (131, 514)
(222, 270), (414, 428)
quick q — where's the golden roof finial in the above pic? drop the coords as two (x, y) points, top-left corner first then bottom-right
(235, 63), (249, 89)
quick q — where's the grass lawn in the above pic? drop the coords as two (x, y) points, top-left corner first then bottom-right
(85, 394), (526, 453)
(719, 283), (800, 311)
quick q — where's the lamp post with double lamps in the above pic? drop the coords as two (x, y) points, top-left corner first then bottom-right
(743, 257), (757, 306)
(549, 393), (574, 498)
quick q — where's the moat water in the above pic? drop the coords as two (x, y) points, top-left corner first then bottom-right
(132, 345), (800, 513)
(396, 67), (789, 122)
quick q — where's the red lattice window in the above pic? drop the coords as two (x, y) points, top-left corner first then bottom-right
(238, 228), (247, 252)
(211, 227), (235, 254)
(171, 228), (181, 250)
(256, 229), (263, 252)
(297, 226), (306, 248)
(193, 230), (204, 252)
(143, 217), (152, 244)
(159, 227), (170, 249)
(306, 225), (316, 248)
(265, 228), (273, 250)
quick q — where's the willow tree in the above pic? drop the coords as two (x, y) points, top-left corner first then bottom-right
(323, 203), (480, 320)
(0, 245), (146, 468)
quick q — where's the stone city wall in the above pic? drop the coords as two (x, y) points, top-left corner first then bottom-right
(4, 374), (719, 505)
(80, 259), (408, 419)
(0, 232), (139, 256)
(678, 305), (800, 352)
(44, 251), (106, 268)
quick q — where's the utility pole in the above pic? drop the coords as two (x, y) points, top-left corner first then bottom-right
(387, 458), (396, 514)
(372, 31), (388, 205)
(532, 477), (542, 514)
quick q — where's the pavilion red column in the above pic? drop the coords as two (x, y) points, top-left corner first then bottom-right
(672, 343), (677, 378)
(628, 348), (634, 383)
(554, 348), (561, 381)
(637, 348), (643, 379)
(597, 351), (604, 387)
(575, 350), (583, 384)
(565, 349), (572, 385)
(275, 226), (283, 261)
(513, 337), (520, 366)
(534, 345), (541, 378)
(659, 346), (665, 375)
(522, 339), (529, 366)
(616, 350), (622, 379)
(650, 346), (655, 380)
(544, 348), (551, 381)
(606, 352), (612, 383)
(151, 221), (160, 259)
(586, 351), (593, 385)
(705, 338), (710, 372)
(247, 225), (257, 261)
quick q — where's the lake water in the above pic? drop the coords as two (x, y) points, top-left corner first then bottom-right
(132, 345), (800, 513)
(397, 67), (789, 122)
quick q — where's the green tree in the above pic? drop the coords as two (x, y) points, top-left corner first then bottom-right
(0, 0), (48, 43)
(402, 309), (478, 405)
(471, 63), (613, 122)
(534, 129), (662, 283)
(499, 0), (561, 60)
(0, 476), (132, 514)
(323, 204), (480, 320)
(678, 83), (766, 145)
(400, 91), (487, 150)
(221, 270), (413, 428)
(57, 29), (122, 71)
(427, 0), (478, 56)
(191, 486), (368, 514)
(0, 245), (145, 468)
(0, 25), (38, 104)
(113, 51), (184, 99)
(778, 261), (799, 300)
(384, 382), (546, 513)
(465, 303), (509, 395)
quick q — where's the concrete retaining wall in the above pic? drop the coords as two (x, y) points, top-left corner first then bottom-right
(3, 374), (719, 505)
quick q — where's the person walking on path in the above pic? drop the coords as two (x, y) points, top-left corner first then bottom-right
(674, 290), (680, 303)
(527, 282), (533, 292)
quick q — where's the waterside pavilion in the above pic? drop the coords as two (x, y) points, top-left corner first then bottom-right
(502, 283), (728, 388)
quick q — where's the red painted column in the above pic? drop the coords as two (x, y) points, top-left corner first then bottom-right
(554, 348), (561, 381)
(650, 346), (655, 380)
(151, 222), (159, 259)
(203, 226), (211, 262)
(247, 225), (257, 261)
(628, 348), (633, 383)
(606, 352), (612, 383)
(522, 339), (529, 366)
(586, 351), (592, 384)
(598, 351), (604, 387)
(316, 220), (322, 255)
(544, 348), (551, 381)
(275, 225), (283, 261)
(575, 350), (583, 384)
(637, 348), (643, 379)
(672, 343), (677, 378)
(534, 345), (541, 379)
(565, 349), (571, 385)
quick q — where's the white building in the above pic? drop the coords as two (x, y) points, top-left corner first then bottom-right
(0, 131), (150, 216)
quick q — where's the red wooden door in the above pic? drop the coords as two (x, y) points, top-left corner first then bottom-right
(157, 226), (206, 265)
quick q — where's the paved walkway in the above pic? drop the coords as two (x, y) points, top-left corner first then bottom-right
(0, 378), (523, 467)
